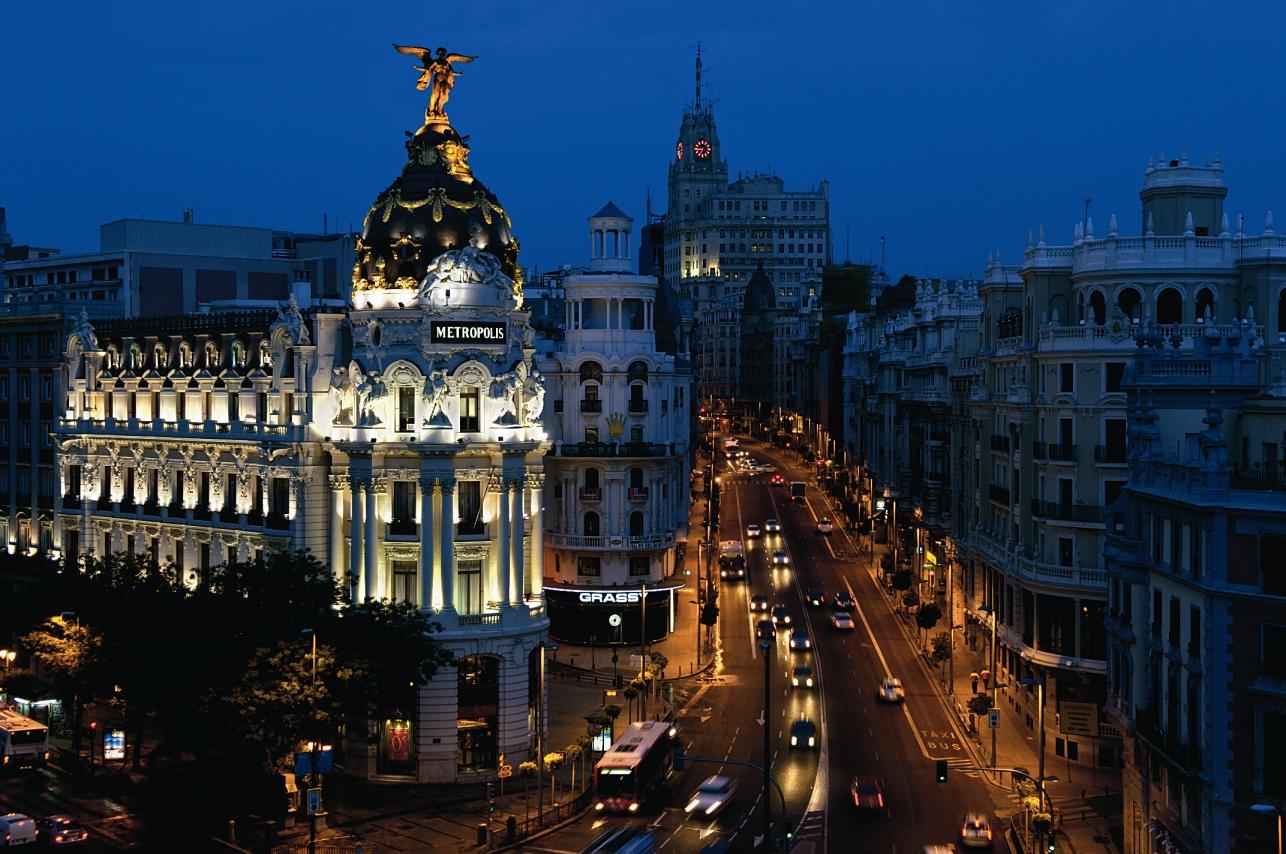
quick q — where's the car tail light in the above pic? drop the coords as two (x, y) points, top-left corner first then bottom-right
(2, 755), (8, 765)
(877, 794), (884, 807)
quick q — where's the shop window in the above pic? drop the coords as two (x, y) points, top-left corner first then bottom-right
(456, 655), (499, 772)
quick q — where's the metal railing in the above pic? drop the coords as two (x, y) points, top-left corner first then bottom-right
(579, 399), (602, 413)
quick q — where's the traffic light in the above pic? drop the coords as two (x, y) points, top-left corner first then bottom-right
(935, 759), (948, 783)
(1045, 838), (1056, 853)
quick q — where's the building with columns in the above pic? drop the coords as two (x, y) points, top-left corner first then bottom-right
(538, 204), (694, 646)
(55, 82), (550, 784)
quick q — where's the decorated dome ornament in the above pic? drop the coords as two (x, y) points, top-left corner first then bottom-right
(393, 43), (478, 130)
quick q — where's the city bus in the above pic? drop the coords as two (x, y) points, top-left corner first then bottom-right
(593, 720), (676, 814)
(717, 540), (745, 579)
(0, 708), (49, 771)
(790, 481), (806, 502)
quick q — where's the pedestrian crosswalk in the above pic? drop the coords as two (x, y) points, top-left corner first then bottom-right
(793, 809), (825, 842)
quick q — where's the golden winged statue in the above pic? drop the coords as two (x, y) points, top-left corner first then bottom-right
(393, 44), (478, 121)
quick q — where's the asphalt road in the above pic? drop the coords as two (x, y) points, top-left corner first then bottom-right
(529, 438), (1012, 854)
(0, 765), (141, 849)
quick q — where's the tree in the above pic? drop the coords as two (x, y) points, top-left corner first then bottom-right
(917, 603), (943, 650)
(576, 735), (592, 792)
(543, 752), (565, 803)
(967, 694), (993, 716)
(519, 760), (538, 825)
(21, 616), (105, 752)
(564, 743), (582, 792)
(930, 631), (952, 666)
(622, 686), (638, 722)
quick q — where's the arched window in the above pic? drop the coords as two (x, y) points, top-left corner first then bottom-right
(1156, 287), (1183, 325)
(627, 360), (649, 382)
(205, 341), (219, 368)
(583, 511), (600, 536)
(1117, 287), (1142, 321)
(178, 342), (193, 368)
(128, 344), (143, 369)
(1089, 290), (1107, 325)
(105, 345), (120, 370)
(456, 655), (499, 771)
(1196, 288), (1215, 322)
(259, 339), (273, 368)
(231, 341), (247, 369)
(629, 511), (644, 537)
(579, 361), (603, 384)
(154, 342), (167, 369)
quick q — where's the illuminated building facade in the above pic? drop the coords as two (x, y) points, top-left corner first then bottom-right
(55, 76), (550, 784)
(537, 204), (694, 645)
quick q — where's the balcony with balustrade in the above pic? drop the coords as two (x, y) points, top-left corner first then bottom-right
(546, 531), (675, 552)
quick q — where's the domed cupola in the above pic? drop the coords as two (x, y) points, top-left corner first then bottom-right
(353, 46), (522, 302)
(744, 262), (776, 312)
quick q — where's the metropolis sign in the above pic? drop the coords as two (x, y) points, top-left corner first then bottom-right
(430, 320), (507, 344)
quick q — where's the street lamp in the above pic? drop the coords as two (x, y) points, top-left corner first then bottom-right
(299, 628), (320, 854)
(535, 639), (560, 825)
(0, 650), (14, 670)
(1020, 667), (1050, 846)
(759, 639), (773, 850)
(978, 605), (1000, 774)
(1251, 803), (1283, 854)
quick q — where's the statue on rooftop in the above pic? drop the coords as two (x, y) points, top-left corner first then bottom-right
(393, 44), (478, 122)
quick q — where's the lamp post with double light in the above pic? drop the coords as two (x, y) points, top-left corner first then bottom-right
(1251, 802), (1283, 854)
(535, 639), (559, 824)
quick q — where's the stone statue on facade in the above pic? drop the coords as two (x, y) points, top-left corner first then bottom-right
(489, 370), (521, 426)
(521, 365), (546, 427)
(72, 309), (98, 350)
(272, 294), (310, 346)
(421, 366), (452, 427)
(330, 366), (354, 425)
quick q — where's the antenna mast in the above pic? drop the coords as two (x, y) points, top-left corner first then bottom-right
(695, 43), (703, 108)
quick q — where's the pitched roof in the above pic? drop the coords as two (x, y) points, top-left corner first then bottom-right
(592, 201), (630, 219)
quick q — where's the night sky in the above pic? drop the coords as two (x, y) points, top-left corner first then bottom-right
(4, 0), (1285, 281)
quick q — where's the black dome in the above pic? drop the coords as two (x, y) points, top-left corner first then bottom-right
(354, 121), (520, 292)
(743, 262), (776, 311)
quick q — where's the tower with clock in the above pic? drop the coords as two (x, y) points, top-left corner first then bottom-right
(665, 47), (728, 285)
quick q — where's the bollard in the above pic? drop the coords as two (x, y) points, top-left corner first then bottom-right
(506, 814), (517, 843)
(477, 822), (488, 846)
(227, 819), (236, 844)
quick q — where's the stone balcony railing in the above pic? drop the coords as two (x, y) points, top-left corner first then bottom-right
(546, 531), (676, 552)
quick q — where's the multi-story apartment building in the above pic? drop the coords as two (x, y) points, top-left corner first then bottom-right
(1106, 330), (1286, 854)
(54, 88), (550, 784)
(663, 51), (830, 405)
(539, 205), (694, 646)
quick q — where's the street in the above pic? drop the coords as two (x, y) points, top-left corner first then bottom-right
(529, 438), (1016, 853)
(0, 765), (142, 849)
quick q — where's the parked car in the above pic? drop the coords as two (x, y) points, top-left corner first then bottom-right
(790, 718), (817, 749)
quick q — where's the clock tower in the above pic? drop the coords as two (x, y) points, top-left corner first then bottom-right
(665, 47), (728, 284)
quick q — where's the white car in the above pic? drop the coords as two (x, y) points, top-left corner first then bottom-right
(877, 676), (906, 703)
(831, 612), (855, 630)
(816, 518), (834, 535)
(772, 549), (790, 567)
(765, 518), (782, 533)
(685, 775), (736, 817)
(791, 665), (815, 688)
(746, 523), (761, 538)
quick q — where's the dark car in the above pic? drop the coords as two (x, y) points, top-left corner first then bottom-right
(756, 619), (776, 640)
(771, 605), (793, 626)
(805, 588), (826, 607)
(36, 815), (89, 846)
(790, 718), (817, 749)
(851, 776), (885, 811)
(834, 590), (857, 611)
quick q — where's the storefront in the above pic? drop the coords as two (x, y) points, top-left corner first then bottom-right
(545, 583), (682, 645)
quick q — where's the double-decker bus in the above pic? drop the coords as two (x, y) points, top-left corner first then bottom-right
(0, 709), (49, 771)
(593, 720), (676, 814)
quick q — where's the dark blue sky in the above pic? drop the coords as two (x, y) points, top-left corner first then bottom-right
(5, 0), (1285, 281)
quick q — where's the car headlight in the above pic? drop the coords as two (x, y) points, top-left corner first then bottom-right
(806, 640), (811, 647)
(791, 736), (797, 745)
(595, 802), (604, 811)
(809, 736), (815, 746)
(807, 678), (813, 686)
(705, 800), (722, 815)
(628, 802), (639, 813)
(685, 799), (699, 813)
(792, 678), (799, 685)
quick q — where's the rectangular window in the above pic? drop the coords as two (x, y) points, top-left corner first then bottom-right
(398, 386), (415, 432)
(1189, 607), (1201, 659)
(457, 480), (483, 535)
(456, 559), (483, 613)
(270, 477), (290, 517)
(459, 388), (480, 432)
(1152, 589), (1162, 637)
(1168, 597), (1180, 647)
(392, 560), (417, 604)
(392, 481), (416, 531)
(577, 556), (601, 577)
(1265, 625), (1286, 677)
(1106, 362), (1126, 392)
(1059, 363), (1074, 393)
(629, 556), (650, 576)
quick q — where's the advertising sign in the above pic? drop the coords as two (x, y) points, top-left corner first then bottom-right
(104, 729), (125, 761)
(591, 722), (613, 753)
(430, 320), (506, 345)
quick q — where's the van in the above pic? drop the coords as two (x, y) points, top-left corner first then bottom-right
(0, 813), (37, 847)
(789, 481), (806, 502)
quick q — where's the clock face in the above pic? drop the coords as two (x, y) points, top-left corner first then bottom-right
(675, 141), (684, 160)
(694, 138), (712, 159)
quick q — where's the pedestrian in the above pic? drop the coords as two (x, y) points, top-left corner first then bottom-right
(981, 668), (991, 690)
(970, 671), (979, 693)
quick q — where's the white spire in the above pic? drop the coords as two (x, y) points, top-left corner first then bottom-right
(1146, 212), (1154, 236)
(1184, 211), (1194, 236)
(1037, 224), (1045, 247)
(1220, 212), (1230, 237)
(1074, 222), (1082, 242)
(1108, 213), (1118, 236)
(1266, 210), (1276, 236)
(1085, 216), (1094, 239)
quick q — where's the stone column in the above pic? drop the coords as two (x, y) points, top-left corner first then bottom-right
(529, 477), (544, 597)
(439, 482), (456, 611)
(419, 478), (435, 610)
(497, 479), (511, 607)
(330, 476), (345, 583)
(349, 478), (364, 602)
(510, 481), (524, 606)
(364, 479), (379, 600)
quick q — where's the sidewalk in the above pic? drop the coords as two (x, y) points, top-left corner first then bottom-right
(851, 530), (1122, 854)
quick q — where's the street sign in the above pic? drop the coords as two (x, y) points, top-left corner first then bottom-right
(306, 787), (322, 815)
(498, 764), (513, 778)
(294, 747), (334, 777)
(608, 613), (622, 627)
(988, 709), (1000, 729)
(1059, 701), (1100, 737)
